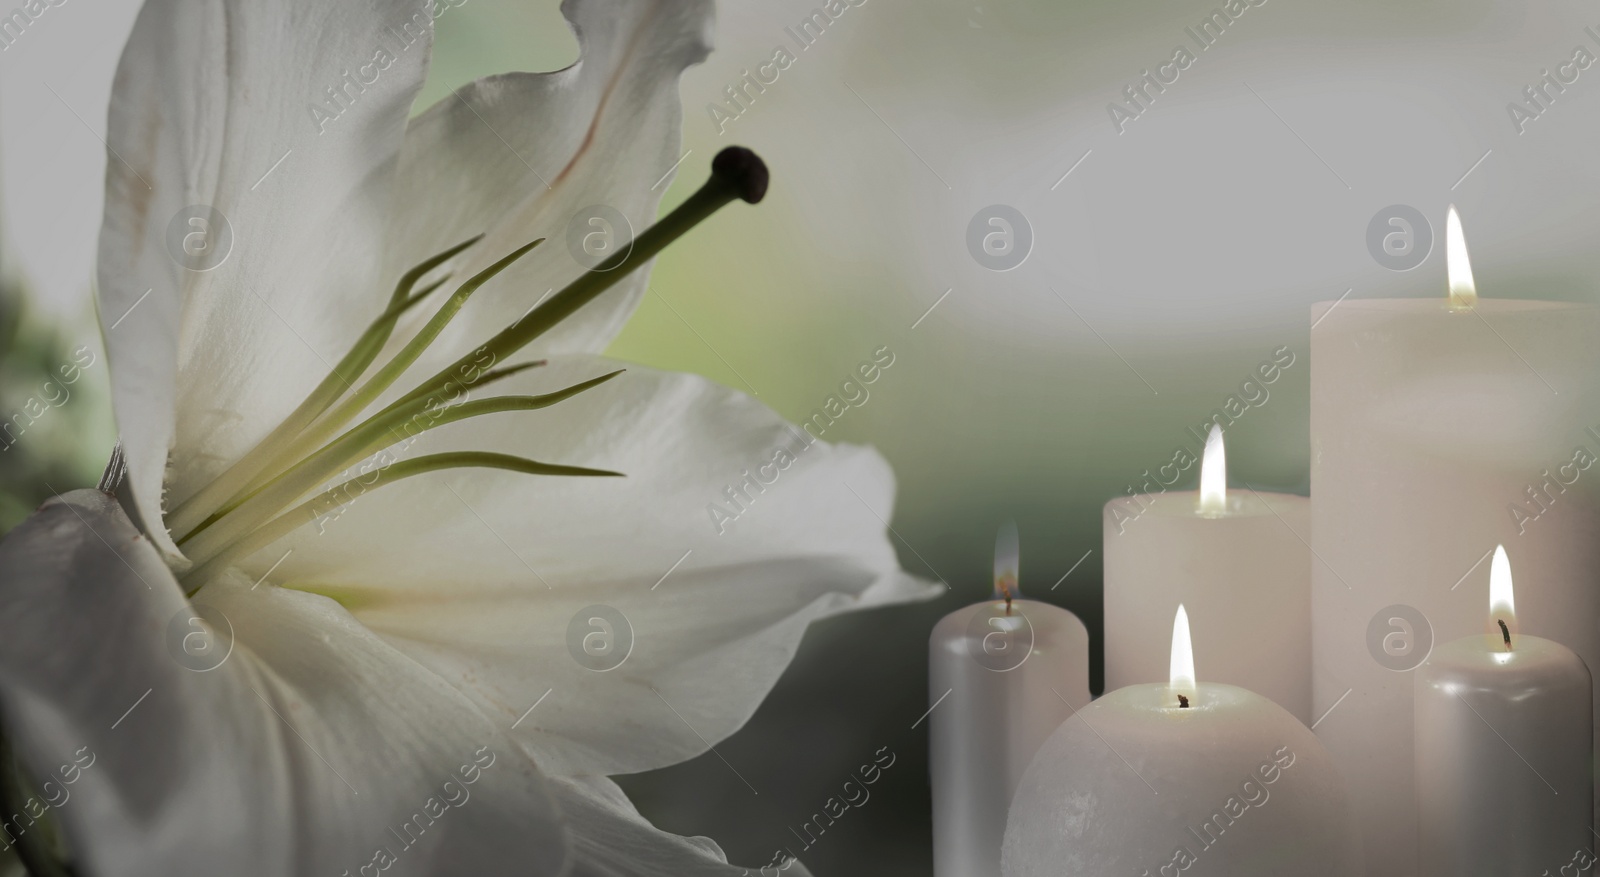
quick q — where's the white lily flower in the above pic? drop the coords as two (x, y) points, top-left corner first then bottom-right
(0, 1), (936, 875)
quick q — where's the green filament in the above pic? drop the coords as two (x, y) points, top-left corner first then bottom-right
(182, 451), (622, 592)
(175, 149), (768, 595)
(167, 234), (483, 535)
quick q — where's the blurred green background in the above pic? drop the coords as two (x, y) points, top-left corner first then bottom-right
(8, 0), (1600, 873)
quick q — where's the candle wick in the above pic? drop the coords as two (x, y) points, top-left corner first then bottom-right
(1497, 618), (1512, 652)
(1177, 695), (1190, 709)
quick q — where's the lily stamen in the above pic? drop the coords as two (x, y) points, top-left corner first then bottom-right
(182, 451), (623, 591)
(390, 147), (769, 414)
(175, 148), (769, 587)
(166, 234), (484, 535)
(173, 239), (540, 545)
(177, 368), (623, 564)
(240, 238), (548, 495)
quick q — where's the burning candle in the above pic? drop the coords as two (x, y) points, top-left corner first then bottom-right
(929, 522), (1091, 877)
(1415, 546), (1593, 876)
(1002, 606), (1358, 876)
(1311, 206), (1600, 874)
(1104, 426), (1313, 721)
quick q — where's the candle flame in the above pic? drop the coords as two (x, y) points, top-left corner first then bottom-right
(1198, 425), (1226, 514)
(1489, 544), (1516, 643)
(993, 520), (1020, 607)
(1446, 205), (1477, 309)
(1170, 603), (1197, 704)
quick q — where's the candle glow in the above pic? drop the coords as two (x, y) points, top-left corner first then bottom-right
(1170, 603), (1197, 705)
(994, 520), (1020, 605)
(1446, 205), (1476, 310)
(1198, 425), (1227, 514)
(1489, 544), (1516, 642)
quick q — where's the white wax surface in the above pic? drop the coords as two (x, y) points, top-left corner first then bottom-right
(1311, 298), (1600, 874)
(930, 598), (1090, 877)
(1104, 489), (1312, 721)
(1416, 634), (1593, 876)
(1001, 682), (1359, 877)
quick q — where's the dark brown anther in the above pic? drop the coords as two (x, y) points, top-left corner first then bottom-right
(712, 147), (769, 204)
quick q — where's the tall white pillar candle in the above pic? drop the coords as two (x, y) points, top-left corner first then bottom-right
(1002, 606), (1359, 877)
(1105, 426), (1313, 721)
(1311, 206), (1600, 875)
(1415, 546), (1593, 876)
(930, 523), (1091, 877)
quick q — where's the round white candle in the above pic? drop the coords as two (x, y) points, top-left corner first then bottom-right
(1105, 427), (1313, 721)
(1311, 207), (1600, 875)
(930, 523), (1091, 877)
(1002, 607), (1359, 877)
(1415, 546), (1593, 876)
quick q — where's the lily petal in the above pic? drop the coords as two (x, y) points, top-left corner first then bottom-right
(96, 0), (435, 557)
(552, 774), (815, 877)
(0, 490), (569, 877)
(252, 356), (939, 776)
(381, 0), (713, 374)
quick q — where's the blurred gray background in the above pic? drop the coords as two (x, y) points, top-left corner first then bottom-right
(7, 0), (1600, 873)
